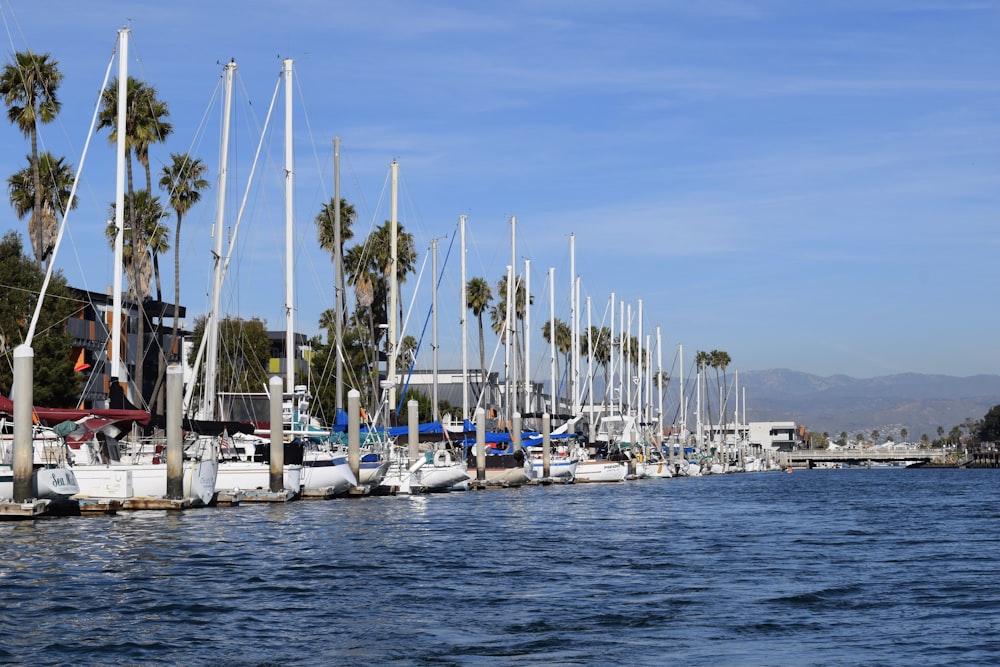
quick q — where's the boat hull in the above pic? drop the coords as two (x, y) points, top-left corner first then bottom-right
(215, 462), (302, 494)
(574, 460), (628, 482)
(73, 459), (219, 505)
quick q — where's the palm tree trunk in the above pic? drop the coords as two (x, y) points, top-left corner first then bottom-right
(30, 127), (43, 267)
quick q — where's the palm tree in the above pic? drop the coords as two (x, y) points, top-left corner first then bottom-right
(7, 152), (76, 260)
(106, 190), (170, 302)
(582, 325), (612, 404)
(159, 152), (209, 362)
(316, 197), (356, 328)
(466, 276), (492, 393)
(0, 50), (63, 266)
(542, 318), (572, 412)
(709, 349), (731, 424)
(98, 76), (172, 404)
(694, 350), (713, 436)
(344, 220), (416, 406)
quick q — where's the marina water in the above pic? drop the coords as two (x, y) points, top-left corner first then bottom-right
(2, 468), (998, 666)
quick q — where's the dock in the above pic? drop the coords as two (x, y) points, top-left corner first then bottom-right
(0, 499), (51, 520)
(239, 488), (298, 503)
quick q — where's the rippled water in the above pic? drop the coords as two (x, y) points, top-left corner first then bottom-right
(2, 468), (998, 666)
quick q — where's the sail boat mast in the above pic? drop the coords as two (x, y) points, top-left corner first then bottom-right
(460, 215), (468, 422)
(283, 58), (295, 395)
(387, 160), (399, 421)
(202, 59), (235, 420)
(334, 137), (344, 415)
(110, 28), (128, 394)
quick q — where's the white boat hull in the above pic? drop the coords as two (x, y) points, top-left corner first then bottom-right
(300, 451), (357, 495)
(0, 466), (80, 501)
(215, 462), (302, 493)
(73, 459), (219, 506)
(527, 458), (578, 481)
(574, 460), (628, 482)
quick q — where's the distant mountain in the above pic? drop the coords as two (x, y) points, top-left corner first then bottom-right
(738, 370), (1000, 438)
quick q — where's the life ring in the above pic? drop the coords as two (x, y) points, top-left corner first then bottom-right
(434, 450), (450, 466)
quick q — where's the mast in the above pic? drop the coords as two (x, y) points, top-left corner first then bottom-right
(586, 296), (595, 442)
(548, 266), (556, 416)
(569, 234), (577, 415)
(679, 344), (685, 441)
(656, 326), (663, 446)
(202, 59), (235, 420)
(283, 58), (295, 395)
(334, 137), (344, 415)
(608, 292), (615, 408)
(637, 298), (643, 424)
(574, 276), (581, 415)
(460, 215), (468, 422)
(110, 28), (128, 399)
(387, 160), (398, 420)
(508, 216), (516, 421)
(504, 263), (513, 423)
(524, 258), (531, 415)
(431, 237), (439, 422)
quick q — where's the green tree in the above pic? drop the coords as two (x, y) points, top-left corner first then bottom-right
(0, 50), (62, 266)
(7, 151), (76, 262)
(541, 318), (572, 412)
(98, 76), (173, 406)
(159, 152), (209, 361)
(466, 276), (492, 395)
(185, 315), (270, 407)
(344, 220), (416, 359)
(976, 405), (1000, 443)
(582, 325), (611, 404)
(0, 231), (79, 406)
(316, 197), (356, 330)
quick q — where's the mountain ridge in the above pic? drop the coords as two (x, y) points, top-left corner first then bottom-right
(737, 369), (1000, 437)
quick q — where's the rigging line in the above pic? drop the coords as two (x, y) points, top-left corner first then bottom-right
(393, 233), (455, 416)
(392, 247), (430, 414)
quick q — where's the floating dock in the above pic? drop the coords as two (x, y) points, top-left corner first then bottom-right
(0, 499), (51, 520)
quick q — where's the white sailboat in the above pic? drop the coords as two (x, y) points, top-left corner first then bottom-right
(67, 29), (218, 506)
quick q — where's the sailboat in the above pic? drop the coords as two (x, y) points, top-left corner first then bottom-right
(207, 59), (355, 495)
(46, 29), (218, 506)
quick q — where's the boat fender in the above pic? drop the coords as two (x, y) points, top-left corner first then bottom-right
(434, 450), (449, 466)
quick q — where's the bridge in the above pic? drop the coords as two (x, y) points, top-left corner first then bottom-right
(782, 448), (948, 468)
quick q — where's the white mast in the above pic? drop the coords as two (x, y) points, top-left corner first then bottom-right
(508, 216), (516, 420)
(608, 292), (615, 408)
(334, 137), (344, 415)
(679, 344), (685, 440)
(387, 160), (398, 420)
(460, 215), (468, 422)
(504, 262), (513, 423)
(636, 299), (643, 423)
(568, 234), (576, 415)
(617, 300), (625, 414)
(574, 276), (581, 416)
(283, 59), (295, 395)
(431, 237), (439, 422)
(586, 295), (594, 440)
(110, 28), (128, 397)
(656, 326), (663, 445)
(625, 302), (632, 414)
(202, 59), (235, 419)
(524, 257), (531, 416)
(548, 266), (556, 415)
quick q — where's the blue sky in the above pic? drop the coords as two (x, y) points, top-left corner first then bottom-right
(1, 1), (997, 380)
